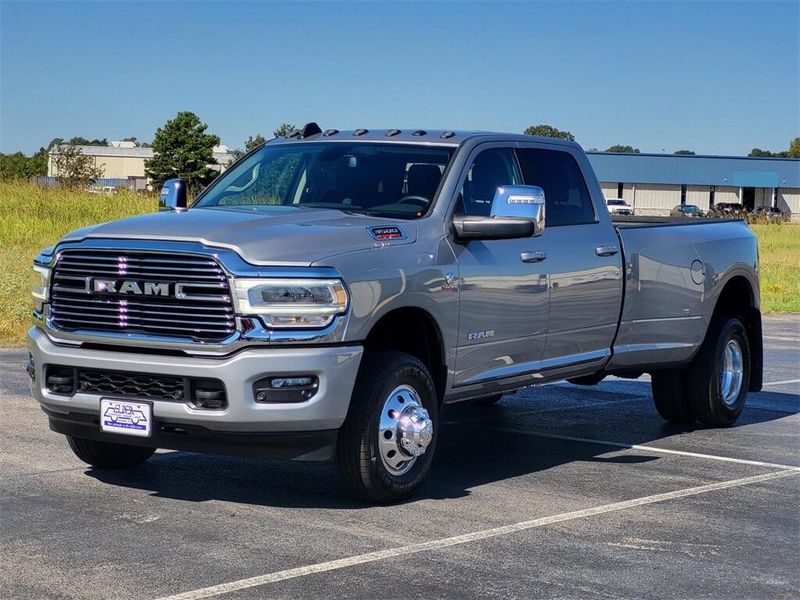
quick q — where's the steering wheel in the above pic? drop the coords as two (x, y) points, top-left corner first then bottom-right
(397, 195), (430, 208)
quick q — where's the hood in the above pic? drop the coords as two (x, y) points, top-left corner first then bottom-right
(60, 207), (417, 266)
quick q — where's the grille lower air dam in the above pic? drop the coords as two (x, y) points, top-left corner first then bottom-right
(49, 250), (236, 342)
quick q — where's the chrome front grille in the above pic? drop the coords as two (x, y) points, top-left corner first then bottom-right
(49, 250), (236, 342)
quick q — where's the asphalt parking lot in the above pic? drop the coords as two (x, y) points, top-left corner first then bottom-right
(1, 315), (798, 600)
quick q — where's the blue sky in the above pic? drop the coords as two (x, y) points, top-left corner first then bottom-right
(1, 1), (798, 156)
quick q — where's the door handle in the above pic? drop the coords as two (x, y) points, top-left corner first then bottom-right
(595, 245), (619, 257)
(521, 250), (547, 263)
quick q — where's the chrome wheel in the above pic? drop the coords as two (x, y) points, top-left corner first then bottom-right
(377, 384), (433, 476)
(720, 339), (744, 407)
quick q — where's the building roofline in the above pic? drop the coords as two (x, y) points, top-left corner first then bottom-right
(587, 151), (800, 163)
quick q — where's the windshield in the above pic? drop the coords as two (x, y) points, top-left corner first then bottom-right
(194, 142), (455, 219)
(607, 199), (625, 205)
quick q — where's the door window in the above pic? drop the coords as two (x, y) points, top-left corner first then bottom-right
(517, 149), (596, 226)
(456, 148), (522, 216)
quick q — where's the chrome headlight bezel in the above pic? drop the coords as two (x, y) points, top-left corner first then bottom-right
(233, 278), (349, 329)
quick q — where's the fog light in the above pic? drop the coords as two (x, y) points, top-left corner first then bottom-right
(190, 379), (227, 409)
(46, 366), (76, 395)
(253, 375), (319, 403)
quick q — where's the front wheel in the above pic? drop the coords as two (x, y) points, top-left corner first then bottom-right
(67, 436), (155, 468)
(335, 351), (438, 503)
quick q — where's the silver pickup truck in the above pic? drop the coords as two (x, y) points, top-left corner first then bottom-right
(27, 124), (762, 502)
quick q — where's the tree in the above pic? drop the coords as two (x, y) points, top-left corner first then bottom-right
(523, 124), (575, 141)
(748, 147), (790, 158)
(51, 143), (104, 187)
(273, 123), (297, 138)
(0, 150), (46, 180)
(145, 111), (221, 190)
(229, 133), (268, 162)
(245, 134), (266, 151)
(790, 138), (800, 158)
(47, 136), (108, 149)
(606, 145), (640, 153)
(674, 150), (695, 155)
(121, 137), (141, 146)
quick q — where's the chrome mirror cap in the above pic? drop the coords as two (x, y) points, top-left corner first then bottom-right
(490, 185), (545, 236)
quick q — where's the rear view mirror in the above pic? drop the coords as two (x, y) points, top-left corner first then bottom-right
(490, 185), (545, 236)
(159, 178), (188, 211)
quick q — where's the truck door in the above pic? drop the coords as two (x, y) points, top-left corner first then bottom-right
(451, 146), (549, 387)
(516, 146), (623, 370)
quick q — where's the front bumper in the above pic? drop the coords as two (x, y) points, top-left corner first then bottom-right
(27, 327), (363, 459)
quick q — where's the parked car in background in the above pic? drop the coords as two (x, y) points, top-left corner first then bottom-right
(671, 204), (705, 218)
(712, 202), (748, 218)
(605, 198), (634, 216)
(752, 206), (788, 222)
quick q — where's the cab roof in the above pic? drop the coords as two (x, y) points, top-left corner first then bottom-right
(264, 123), (582, 149)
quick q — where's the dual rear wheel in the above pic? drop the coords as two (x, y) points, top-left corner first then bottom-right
(651, 315), (751, 427)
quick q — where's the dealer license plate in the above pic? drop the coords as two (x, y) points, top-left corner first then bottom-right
(100, 398), (153, 437)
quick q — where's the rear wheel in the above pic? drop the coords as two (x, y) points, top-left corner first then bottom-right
(687, 316), (750, 427)
(651, 371), (695, 423)
(649, 315), (751, 428)
(66, 436), (155, 468)
(335, 351), (438, 503)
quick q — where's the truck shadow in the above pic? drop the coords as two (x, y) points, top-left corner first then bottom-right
(86, 385), (799, 509)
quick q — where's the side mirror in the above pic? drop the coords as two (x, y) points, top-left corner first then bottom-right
(159, 178), (188, 211)
(490, 185), (545, 236)
(452, 185), (546, 242)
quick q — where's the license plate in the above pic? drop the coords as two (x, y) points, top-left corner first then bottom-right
(100, 398), (153, 437)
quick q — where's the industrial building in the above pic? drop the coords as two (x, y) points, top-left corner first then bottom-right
(588, 152), (800, 220)
(47, 141), (235, 190)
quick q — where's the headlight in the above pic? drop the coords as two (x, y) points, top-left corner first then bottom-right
(31, 264), (51, 303)
(233, 278), (348, 328)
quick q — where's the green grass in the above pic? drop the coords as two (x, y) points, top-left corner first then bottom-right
(750, 223), (800, 314)
(0, 181), (797, 345)
(0, 181), (156, 345)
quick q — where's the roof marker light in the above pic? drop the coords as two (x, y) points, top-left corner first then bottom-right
(385, 129), (401, 137)
(440, 131), (455, 139)
(323, 129), (339, 136)
(412, 130), (427, 136)
(353, 128), (369, 136)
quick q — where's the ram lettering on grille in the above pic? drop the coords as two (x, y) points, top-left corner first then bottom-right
(49, 250), (235, 342)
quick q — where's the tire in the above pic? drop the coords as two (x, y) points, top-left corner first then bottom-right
(471, 393), (503, 405)
(686, 316), (751, 427)
(66, 436), (155, 469)
(335, 351), (438, 503)
(651, 371), (695, 424)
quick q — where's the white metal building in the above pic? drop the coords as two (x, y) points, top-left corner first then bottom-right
(47, 143), (235, 190)
(588, 152), (800, 220)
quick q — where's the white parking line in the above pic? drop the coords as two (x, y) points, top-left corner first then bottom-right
(493, 429), (800, 471)
(762, 378), (800, 387)
(158, 469), (798, 600)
